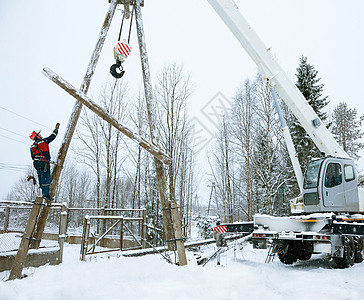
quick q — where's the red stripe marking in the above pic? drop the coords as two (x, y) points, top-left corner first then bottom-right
(118, 44), (128, 57)
(117, 43), (131, 57)
(214, 225), (227, 233)
(124, 43), (131, 52)
(120, 43), (131, 56)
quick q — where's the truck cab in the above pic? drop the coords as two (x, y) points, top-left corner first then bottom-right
(303, 157), (360, 213)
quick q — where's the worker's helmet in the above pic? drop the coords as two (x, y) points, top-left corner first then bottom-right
(29, 130), (41, 141)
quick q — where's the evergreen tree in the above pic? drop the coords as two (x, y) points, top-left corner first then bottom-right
(331, 102), (364, 159)
(290, 55), (329, 170)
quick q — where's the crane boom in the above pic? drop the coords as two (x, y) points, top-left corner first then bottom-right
(207, 0), (349, 159)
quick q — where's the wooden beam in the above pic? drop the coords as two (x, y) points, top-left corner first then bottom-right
(134, 0), (175, 251)
(42, 67), (172, 165)
(134, 0), (187, 266)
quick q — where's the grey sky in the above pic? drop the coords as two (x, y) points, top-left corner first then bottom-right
(0, 0), (363, 200)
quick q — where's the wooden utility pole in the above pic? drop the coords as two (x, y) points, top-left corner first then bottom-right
(134, 1), (174, 250)
(9, 1), (119, 280)
(134, 0), (187, 265)
(29, 0), (119, 250)
(207, 182), (216, 216)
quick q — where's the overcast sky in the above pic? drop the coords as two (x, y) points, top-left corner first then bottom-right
(1, 0), (363, 201)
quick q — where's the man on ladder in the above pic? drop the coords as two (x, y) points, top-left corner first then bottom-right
(29, 123), (60, 200)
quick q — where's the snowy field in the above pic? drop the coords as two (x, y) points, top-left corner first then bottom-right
(1, 241), (364, 300)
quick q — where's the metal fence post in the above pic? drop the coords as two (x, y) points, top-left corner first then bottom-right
(120, 218), (124, 251)
(80, 216), (91, 261)
(4, 206), (10, 233)
(98, 206), (106, 235)
(142, 209), (147, 248)
(58, 202), (68, 264)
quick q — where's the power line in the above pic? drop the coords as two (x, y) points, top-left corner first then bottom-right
(0, 133), (29, 145)
(0, 163), (28, 172)
(0, 163), (29, 174)
(0, 126), (27, 139)
(0, 162), (30, 168)
(0, 166), (27, 171)
(0, 106), (52, 130)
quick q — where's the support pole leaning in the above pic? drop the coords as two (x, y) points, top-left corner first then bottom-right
(42, 67), (172, 165)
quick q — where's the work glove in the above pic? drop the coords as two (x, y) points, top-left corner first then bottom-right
(55, 123), (60, 130)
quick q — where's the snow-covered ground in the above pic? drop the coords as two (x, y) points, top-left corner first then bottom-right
(1, 241), (364, 300)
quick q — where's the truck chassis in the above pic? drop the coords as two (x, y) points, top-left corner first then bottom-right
(251, 214), (364, 268)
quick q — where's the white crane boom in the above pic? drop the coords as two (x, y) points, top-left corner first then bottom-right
(207, 0), (349, 159)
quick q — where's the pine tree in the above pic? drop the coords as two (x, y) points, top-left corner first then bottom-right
(331, 102), (364, 159)
(290, 55), (329, 170)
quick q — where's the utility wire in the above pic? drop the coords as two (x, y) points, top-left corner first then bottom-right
(0, 163), (28, 172)
(0, 126), (27, 139)
(0, 162), (29, 167)
(0, 106), (52, 129)
(0, 166), (27, 171)
(0, 133), (29, 145)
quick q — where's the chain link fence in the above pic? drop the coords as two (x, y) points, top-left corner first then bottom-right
(0, 201), (60, 253)
(0, 201), (147, 255)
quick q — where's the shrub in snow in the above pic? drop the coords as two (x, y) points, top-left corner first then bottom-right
(196, 216), (213, 239)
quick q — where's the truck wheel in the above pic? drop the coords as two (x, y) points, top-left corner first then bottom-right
(278, 242), (297, 265)
(295, 241), (312, 261)
(354, 236), (364, 263)
(334, 236), (355, 268)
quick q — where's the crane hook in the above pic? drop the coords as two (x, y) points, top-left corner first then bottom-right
(110, 60), (125, 79)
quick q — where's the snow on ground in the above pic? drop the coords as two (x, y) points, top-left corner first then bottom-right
(1, 241), (364, 300)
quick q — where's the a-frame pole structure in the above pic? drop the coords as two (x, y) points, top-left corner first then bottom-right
(134, 0), (187, 265)
(9, 0), (119, 280)
(10, 1), (187, 280)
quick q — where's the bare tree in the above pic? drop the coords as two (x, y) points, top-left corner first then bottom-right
(74, 80), (129, 208)
(252, 76), (284, 215)
(75, 109), (102, 207)
(211, 114), (234, 222)
(230, 79), (257, 220)
(7, 166), (39, 202)
(154, 63), (195, 228)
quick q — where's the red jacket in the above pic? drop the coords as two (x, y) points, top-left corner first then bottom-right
(30, 129), (58, 162)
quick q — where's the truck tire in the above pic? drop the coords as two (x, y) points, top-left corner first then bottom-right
(354, 236), (364, 263)
(295, 241), (313, 261)
(278, 242), (297, 265)
(334, 236), (355, 268)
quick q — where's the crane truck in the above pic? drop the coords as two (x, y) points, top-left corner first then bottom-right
(207, 0), (364, 268)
